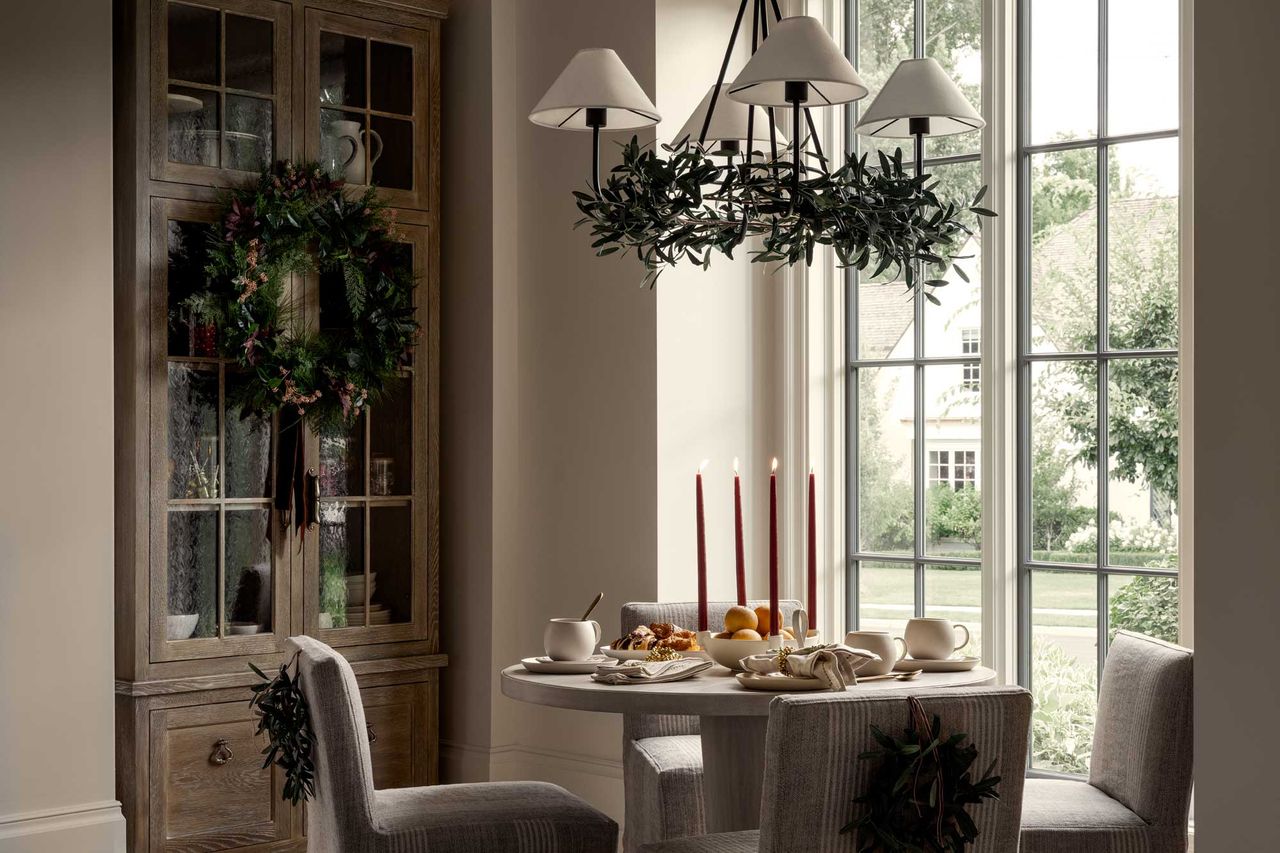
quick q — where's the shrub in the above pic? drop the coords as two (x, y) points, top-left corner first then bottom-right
(1108, 575), (1179, 643)
(1030, 639), (1096, 775)
(927, 485), (982, 549)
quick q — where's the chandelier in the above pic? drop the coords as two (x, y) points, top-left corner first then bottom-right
(529, 0), (993, 289)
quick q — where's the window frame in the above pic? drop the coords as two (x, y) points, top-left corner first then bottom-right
(1015, 0), (1181, 717)
(844, 0), (985, 628)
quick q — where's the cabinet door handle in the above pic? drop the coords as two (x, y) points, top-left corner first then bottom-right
(210, 738), (233, 766)
(366, 722), (377, 744)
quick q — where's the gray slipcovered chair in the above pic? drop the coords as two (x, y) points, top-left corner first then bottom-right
(290, 635), (618, 853)
(1020, 630), (1194, 853)
(620, 600), (803, 853)
(640, 686), (1033, 853)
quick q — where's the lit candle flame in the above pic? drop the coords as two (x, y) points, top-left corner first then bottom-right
(699, 459), (710, 473)
(733, 457), (740, 475)
(771, 457), (779, 473)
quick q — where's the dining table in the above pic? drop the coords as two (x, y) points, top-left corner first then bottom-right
(500, 661), (997, 833)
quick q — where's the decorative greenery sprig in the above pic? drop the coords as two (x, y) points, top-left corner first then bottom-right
(841, 696), (1002, 852)
(574, 138), (995, 291)
(248, 654), (316, 805)
(188, 161), (417, 435)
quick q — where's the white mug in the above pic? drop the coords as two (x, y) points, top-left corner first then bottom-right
(543, 617), (601, 661)
(844, 630), (908, 676)
(901, 618), (970, 660)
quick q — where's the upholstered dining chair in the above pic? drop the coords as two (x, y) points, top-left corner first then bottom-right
(290, 635), (618, 853)
(619, 600), (803, 853)
(637, 686), (1032, 853)
(1020, 630), (1194, 853)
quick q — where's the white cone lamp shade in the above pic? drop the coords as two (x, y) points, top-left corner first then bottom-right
(856, 57), (985, 137)
(727, 17), (868, 107)
(673, 84), (787, 150)
(529, 48), (661, 131)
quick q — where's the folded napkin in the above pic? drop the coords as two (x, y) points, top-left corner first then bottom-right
(740, 644), (880, 691)
(591, 658), (714, 685)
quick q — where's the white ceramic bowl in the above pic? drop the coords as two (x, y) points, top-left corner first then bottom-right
(167, 613), (198, 641)
(703, 636), (772, 671)
(228, 621), (262, 635)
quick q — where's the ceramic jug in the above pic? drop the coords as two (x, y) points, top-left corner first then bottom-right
(327, 119), (383, 185)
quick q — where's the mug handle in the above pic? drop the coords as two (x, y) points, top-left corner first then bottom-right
(893, 636), (908, 663)
(589, 620), (601, 646)
(953, 624), (970, 651)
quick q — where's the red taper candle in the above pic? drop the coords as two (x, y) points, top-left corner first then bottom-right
(807, 468), (817, 632)
(733, 458), (746, 607)
(696, 461), (709, 631)
(768, 458), (779, 636)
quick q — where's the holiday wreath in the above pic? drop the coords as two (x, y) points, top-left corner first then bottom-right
(177, 161), (417, 528)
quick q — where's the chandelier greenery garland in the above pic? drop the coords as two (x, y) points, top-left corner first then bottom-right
(575, 138), (995, 292)
(189, 161), (417, 436)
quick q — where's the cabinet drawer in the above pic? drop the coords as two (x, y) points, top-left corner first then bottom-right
(150, 701), (290, 851)
(362, 682), (434, 789)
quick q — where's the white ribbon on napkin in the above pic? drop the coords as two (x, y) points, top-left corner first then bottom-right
(739, 644), (880, 691)
(591, 657), (714, 685)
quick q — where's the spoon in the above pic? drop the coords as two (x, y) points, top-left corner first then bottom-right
(581, 592), (604, 622)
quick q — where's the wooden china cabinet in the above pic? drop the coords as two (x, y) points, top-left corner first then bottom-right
(113, 1), (446, 850)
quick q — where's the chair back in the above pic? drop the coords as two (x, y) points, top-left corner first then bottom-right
(757, 687), (1032, 853)
(620, 600), (803, 740)
(289, 635), (377, 851)
(1089, 630), (1194, 828)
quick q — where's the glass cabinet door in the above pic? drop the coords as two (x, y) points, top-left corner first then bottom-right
(151, 199), (289, 661)
(305, 10), (434, 211)
(308, 224), (433, 643)
(153, 0), (291, 185)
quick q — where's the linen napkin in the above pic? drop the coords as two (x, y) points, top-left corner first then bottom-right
(739, 644), (880, 691)
(591, 658), (714, 685)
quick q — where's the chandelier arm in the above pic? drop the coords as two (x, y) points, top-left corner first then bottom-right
(803, 107), (828, 173)
(700, 0), (752, 147)
(769, 0), (784, 22)
(745, 0), (761, 168)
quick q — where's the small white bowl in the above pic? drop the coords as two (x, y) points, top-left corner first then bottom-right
(703, 636), (772, 671)
(167, 614), (199, 641)
(228, 621), (263, 635)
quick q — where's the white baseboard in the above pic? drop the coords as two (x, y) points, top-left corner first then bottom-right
(440, 740), (625, 824)
(0, 801), (125, 853)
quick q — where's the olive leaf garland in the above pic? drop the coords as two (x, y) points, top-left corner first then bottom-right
(574, 138), (995, 293)
(248, 654), (316, 805)
(187, 161), (418, 437)
(841, 696), (1002, 852)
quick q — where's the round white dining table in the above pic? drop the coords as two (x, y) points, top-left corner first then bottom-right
(500, 663), (996, 833)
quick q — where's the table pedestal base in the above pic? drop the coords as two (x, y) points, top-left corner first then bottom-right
(699, 715), (769, 833)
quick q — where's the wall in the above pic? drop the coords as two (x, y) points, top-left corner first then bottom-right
(0, 1), (125, 850)
(1191, 0), (1280, 846)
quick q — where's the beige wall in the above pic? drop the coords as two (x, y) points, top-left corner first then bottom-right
(0, 0), (125, 849)
(1191, 0), (1280, 846)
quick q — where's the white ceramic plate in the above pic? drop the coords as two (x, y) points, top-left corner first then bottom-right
(600, 645), (707, 662)
(521, 656), (610, 674)
(167, 93), (205, 114)
(893, 656), (980, 673)
(735, 672), (830, 691)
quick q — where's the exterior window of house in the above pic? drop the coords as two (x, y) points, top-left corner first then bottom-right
(929, 450), (977, 490)
(1018, 0), (1180, 773)
(845, 0), (983, 650)
(962, 329), (980, 390)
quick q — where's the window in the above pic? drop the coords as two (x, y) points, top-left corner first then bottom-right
(1018, 0), (1180, 773)
(929, 449), (977, 490)
(961, 329), (980, 390)
(845, 0), (984, 647)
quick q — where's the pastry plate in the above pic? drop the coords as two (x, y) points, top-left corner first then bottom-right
(735, 672), (830, 691)
(521, 655), (611, 674)
(893, 656), (981, 673)
(601, 645), (707, 662)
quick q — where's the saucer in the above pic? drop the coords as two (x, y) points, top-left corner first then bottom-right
(521, 655), (610, 674)
(735, 672), (830, 691)
(893, 656), (980, 673)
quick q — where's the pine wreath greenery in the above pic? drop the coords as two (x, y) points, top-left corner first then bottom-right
(841, 696), (1003, 852)
(183, 161), (417, 435)
(248, 654), (315, 805)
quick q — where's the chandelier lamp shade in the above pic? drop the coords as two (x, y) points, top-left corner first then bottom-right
(855, 56), (986, 174)
(528, 2), (993, 290)
(528, 47), (661, 191)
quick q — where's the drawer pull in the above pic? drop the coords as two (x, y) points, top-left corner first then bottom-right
(366, 723), (377, 744)
(210, 738), (233, 766)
